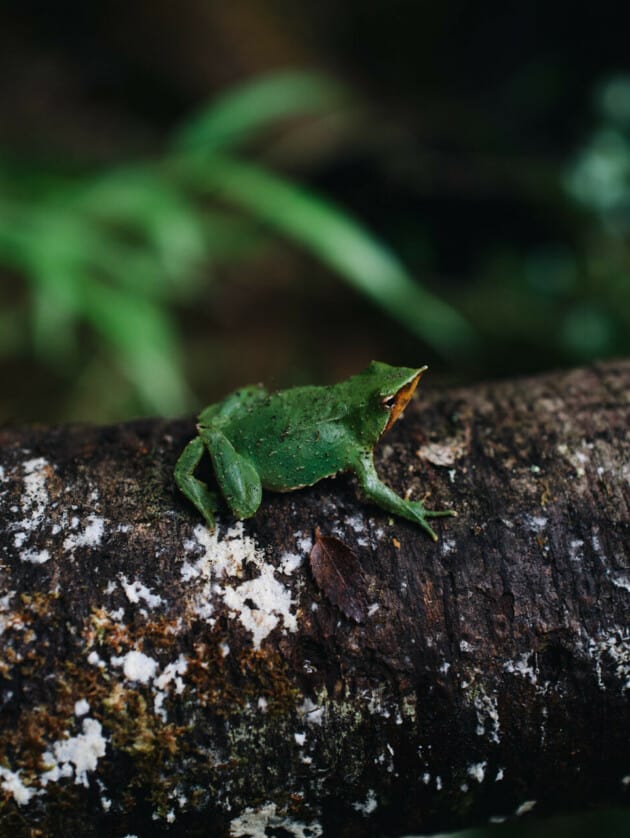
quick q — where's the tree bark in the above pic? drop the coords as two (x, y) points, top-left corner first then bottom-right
(1, 360), (629, 837)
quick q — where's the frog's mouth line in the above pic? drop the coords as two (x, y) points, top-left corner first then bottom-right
(383, 368), (426, 433)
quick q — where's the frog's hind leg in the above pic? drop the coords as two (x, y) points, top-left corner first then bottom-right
(174, 436), (220, 530)
(199, 386), (268, 426)
(201, 429), (262, 520)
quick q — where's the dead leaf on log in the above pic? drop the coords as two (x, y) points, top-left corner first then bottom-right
(309, 528), (368, 623)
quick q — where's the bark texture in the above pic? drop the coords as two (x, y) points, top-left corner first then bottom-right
(0, 360), (629, 837)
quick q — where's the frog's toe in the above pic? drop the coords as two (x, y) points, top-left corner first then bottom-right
(421, 519), (439, 541)
(423, 508), (457, 518)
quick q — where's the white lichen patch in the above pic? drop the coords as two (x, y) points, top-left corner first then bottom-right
(119, 575), (164, 609)
(20, 548), (51, 564)
(587, 627), (630, 691)
(503, 652), (538, 685)
(295, 532), (313, 553)
(345, 514), (365, 533)
(298, 697), (325, 726)
(21, 457), (50, 525)
(611, 575), (630, 593)
(515, 799), (537, 816)
(525, 515), (547, 533)
(182, 524), (244, 582)
(154, 655), (188, 692)
(63, 514), (105, 554)
(181, 523), (298, 648)
(279, 551), (303, 575)
(8, 458), (53, 558)
(0, 592), (17, 637)
(222, 566), (297, 649)
(111, 650), (159, 684)
(153, 655), (188, 721)
(352, 788), (378, 816)
(472, 687), (500, 743)
(468, 761), (487, 783)
(0, 766), (39, 806)
(229, 802), (322, 838)
(345, 514), (370, 546)
(87, 650), (105, 668)
(41, 718), (107, 788)
(74, 699), (90, 717)
(561, 439), (616, 488)
(98, 644), (188, 723)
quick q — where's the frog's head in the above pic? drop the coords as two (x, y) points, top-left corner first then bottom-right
(349, 361), (427, 444)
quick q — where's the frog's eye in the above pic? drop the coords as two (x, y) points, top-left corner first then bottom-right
(381, 394), (397, 409)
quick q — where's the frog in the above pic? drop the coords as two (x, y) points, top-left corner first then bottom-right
(174, 361), (456, 541)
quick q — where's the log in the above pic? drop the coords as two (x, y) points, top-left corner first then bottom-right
(0, 360), (629, 837)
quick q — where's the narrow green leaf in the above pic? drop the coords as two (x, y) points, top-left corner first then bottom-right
(172, 70), (345, 153)
(64, 167), (209, 290)
(80, 282), (194, 415)
(178, 154), (477, 357)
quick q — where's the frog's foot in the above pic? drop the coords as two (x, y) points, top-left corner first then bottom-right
(174, 436), (220, 531)
(355, 455), (455, 541)
(405, 501), (456, 541)
(402, 502), (439, 541)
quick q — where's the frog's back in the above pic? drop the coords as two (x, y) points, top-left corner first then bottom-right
(224, 383), (353, 490)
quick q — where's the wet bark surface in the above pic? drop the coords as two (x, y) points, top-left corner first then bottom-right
(0, 360), (629, 837)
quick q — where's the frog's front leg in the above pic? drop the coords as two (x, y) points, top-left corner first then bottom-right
(200, 429), (262, 520)
(354, 454), (455, 542)
(174, 436), (220, 530)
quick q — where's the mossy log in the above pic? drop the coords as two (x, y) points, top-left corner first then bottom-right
(1, 360), (629, 837)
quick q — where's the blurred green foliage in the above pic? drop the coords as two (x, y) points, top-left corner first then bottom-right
(1, 70), (629, 423)
(458, 74), (630, 372)
(0, 70), (472, 419)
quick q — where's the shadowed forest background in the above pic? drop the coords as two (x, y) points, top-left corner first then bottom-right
(1, 1), (629, 835)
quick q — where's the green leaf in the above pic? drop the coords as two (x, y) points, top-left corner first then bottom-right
(172, 70), (345, 153)
(79, 282), (194, 415)
(64, 167), (209, 290)
(177, 154), (477, 357)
